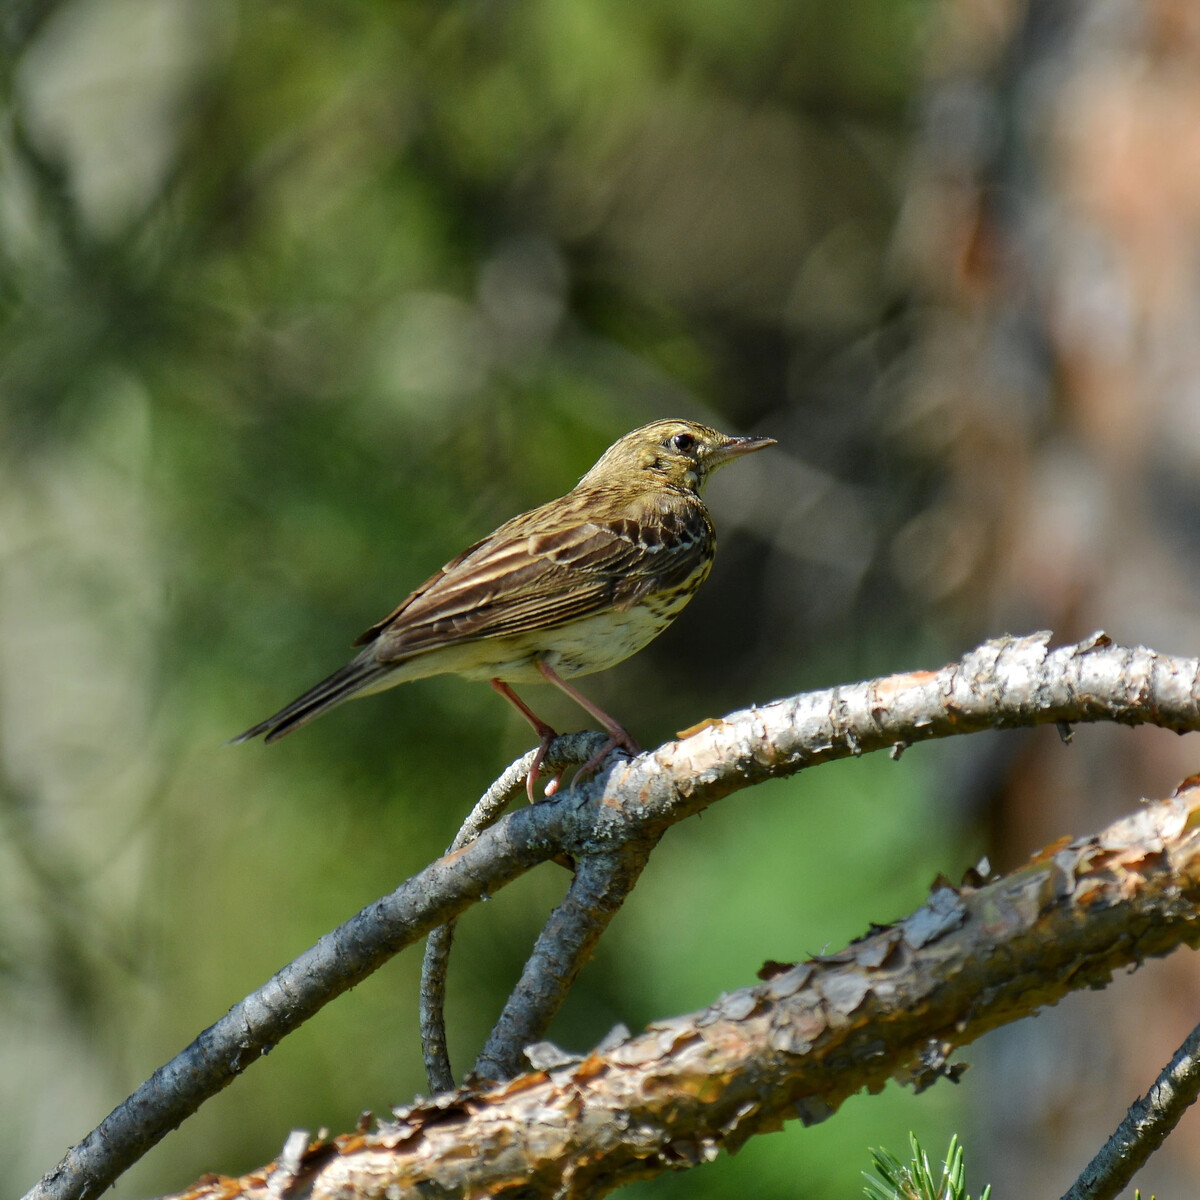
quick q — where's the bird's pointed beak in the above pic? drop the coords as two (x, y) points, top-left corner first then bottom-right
(710, 434), (777, 465)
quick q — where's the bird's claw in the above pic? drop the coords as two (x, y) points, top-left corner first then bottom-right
(526, 730), (560, 803)
(526, 725), (640, 801)
(571, 732), (641, 787)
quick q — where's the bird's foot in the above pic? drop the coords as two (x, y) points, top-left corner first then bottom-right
(571, 729), (641, 788)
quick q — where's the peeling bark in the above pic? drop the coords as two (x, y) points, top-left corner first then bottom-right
(166, 782), (1200, 1200)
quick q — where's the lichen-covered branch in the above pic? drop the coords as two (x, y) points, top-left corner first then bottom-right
(24, 633), (1200, 1200)
(164, 781), (1200, 1200)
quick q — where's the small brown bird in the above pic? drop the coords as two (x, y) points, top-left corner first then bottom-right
(233, 419), (775, 796)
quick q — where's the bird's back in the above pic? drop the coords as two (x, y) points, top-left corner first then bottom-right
(356, 482), (714, 682)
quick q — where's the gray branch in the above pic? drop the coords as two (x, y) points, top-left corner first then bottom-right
(23, 632), (1200, 1200)
(25, 806), (564, 1200)
(419, 733), (608, 1092)
(1061, 1020), (1200, 1200)
(473, 838), (657, 1083)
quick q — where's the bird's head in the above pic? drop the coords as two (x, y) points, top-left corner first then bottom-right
(579, 419), (776, 494)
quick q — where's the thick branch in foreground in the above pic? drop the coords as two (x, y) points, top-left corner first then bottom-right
(167, 782), (1200, 1200)
(25, 633), (1200, 1200)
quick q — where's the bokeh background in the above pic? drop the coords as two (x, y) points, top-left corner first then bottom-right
(4, 1), (1200, 1196)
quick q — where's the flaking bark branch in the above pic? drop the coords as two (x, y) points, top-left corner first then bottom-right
(24, 632), (1200, 1200)
(168, 780), (1200, 1200)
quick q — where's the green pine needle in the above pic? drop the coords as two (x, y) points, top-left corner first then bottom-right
(863, 1133), (991, 1200)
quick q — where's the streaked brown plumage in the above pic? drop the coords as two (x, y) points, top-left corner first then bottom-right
(233, 419), (775, 795)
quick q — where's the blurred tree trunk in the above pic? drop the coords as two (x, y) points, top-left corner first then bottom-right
(899, 1), (1200, 1194)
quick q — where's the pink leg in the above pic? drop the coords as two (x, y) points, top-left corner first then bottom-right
(490, 678), (562, 802)
(535, 662), (640, 753)
(536, 661), (641, 782)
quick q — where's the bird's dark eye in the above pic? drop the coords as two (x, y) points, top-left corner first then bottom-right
(671, 432), (695, 452)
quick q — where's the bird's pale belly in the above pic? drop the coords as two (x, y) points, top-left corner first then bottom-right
(468, 603), (678, 683)
(374, 577), (706, 690)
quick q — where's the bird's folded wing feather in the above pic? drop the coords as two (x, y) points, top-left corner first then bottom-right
(356, 504), (710, 661)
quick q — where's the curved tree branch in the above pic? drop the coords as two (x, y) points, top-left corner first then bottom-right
(419, 732), (609, 1091)
(23, 632), (1200, 1200)
(472, 837), (659, 1083)
(163, 778), (1200, 1200)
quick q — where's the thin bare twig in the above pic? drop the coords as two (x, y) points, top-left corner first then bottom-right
(419, 746), (536, 1094)
(418, 925), (459, 1094)
(420, 732), (608, 1092)
(25, 633), (1200, 1200)
(1061, 1019), (1200, 1200)
(473, 838), (658, 1083)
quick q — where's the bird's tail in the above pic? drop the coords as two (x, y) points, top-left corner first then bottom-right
(229, 660), (390, 744)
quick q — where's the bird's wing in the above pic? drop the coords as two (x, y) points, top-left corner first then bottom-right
(351, 533), (491, 647)
(358, 501), (712, 661)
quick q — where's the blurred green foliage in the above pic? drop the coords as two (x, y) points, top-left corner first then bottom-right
(0, 1), (978, 1196)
